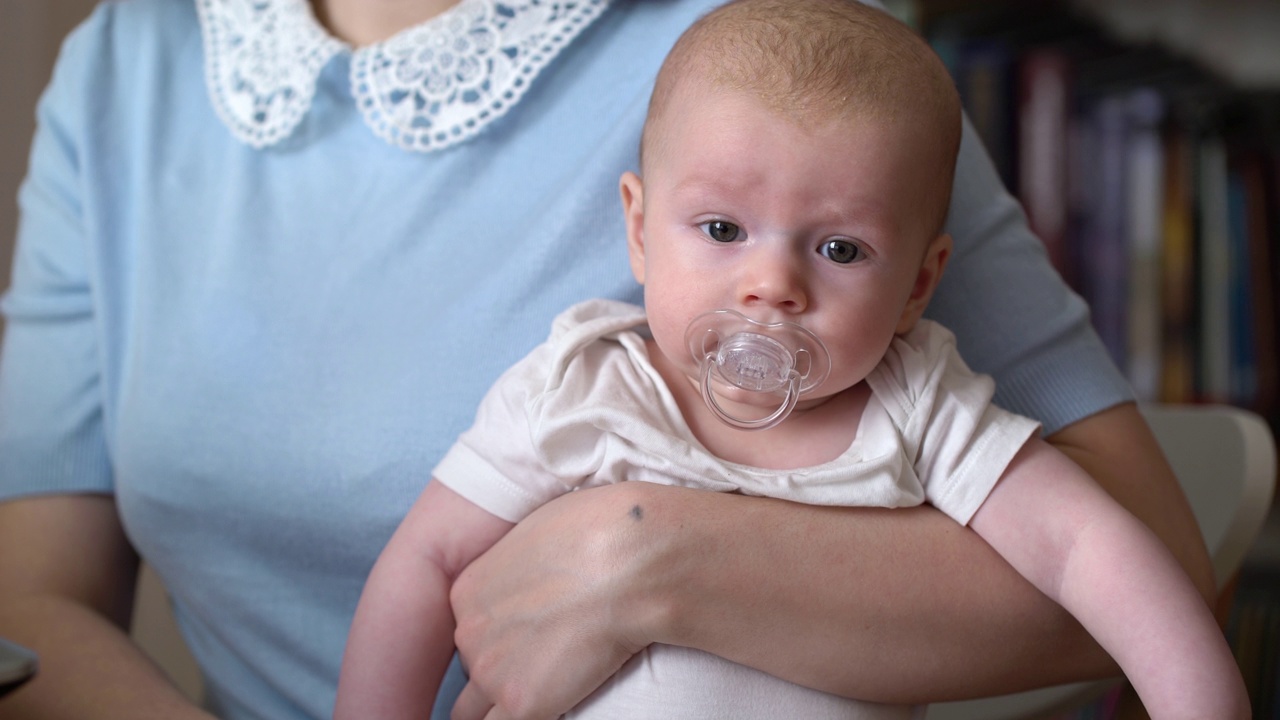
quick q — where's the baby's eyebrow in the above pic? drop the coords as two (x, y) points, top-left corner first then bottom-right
(670, 175), (752, 200)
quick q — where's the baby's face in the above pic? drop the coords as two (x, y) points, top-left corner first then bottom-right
(623, 84), (949, 407)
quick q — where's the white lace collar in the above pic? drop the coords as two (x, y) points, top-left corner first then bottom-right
(197, 0), (611, 151)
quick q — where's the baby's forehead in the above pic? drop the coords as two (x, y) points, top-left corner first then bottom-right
(667, 40), (943, 128)
(658, 75), (904, 145)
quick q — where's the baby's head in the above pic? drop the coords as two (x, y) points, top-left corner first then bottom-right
(622, 0), (964, 426)
(640, 0), (961, 238)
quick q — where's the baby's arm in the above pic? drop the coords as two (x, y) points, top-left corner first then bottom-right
(969, 437), (1249, 719)
(335, 481), (514, 720)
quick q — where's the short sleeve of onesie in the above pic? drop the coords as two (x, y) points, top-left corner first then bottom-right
(430, 336), (566, 523)
(866, 320), (1042, 525)
(432, 300), (661, 522)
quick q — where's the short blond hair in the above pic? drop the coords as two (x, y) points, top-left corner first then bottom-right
(642, 0), (962, 235)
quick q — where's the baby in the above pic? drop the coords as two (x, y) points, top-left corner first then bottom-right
(336, 1), (1249, 718)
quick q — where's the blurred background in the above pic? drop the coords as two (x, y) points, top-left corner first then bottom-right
(1, 0), (1278, 718)
(0, 0), (100, 337)
(899, 2), (1280, 717)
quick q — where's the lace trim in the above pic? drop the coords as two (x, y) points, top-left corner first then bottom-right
(197, 0), (610, 152)
(197, 0), (345, 148)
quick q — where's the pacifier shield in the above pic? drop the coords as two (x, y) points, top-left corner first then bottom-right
(684, 310), (831, 430)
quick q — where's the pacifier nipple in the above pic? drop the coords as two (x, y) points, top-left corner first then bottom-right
(684, 310), (830, 430)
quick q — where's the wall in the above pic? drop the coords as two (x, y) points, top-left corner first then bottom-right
(0, 0), (99, 335)
(1071, 0), (1280, 89)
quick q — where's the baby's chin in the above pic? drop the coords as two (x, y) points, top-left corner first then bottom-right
(698, 375), (845, 408)
(691, 382), (791, 426)
(703, 381), (790, 409)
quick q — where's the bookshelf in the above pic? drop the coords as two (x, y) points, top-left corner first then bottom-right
(907, 2), (1280, 716)
(907, 0), (1279, 427)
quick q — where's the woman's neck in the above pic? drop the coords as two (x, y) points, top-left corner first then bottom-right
(312, 0), (462, 46)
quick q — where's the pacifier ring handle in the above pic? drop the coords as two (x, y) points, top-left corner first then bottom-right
(701, 359), (800, 431)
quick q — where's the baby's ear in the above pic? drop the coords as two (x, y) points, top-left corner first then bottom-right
(895, 233), (952, 334)
(620, 171), (647, 284)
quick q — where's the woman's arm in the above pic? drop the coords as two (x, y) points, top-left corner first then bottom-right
(450, 402), (1216, 714)
(970, 436), (1247, 718)
(0, 495), (213, 719)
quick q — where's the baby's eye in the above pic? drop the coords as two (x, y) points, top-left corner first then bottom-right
(700, 220), (742, 243)
(819, 239), (863, 264)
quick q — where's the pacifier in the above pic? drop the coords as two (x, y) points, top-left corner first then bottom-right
(684, 310), (830, 431)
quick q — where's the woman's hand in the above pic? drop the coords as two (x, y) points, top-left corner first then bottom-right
(449, 482), (661, 719)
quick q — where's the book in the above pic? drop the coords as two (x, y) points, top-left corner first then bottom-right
(1159, 124), (1198, 403)
(1017, 47), (1074, 282)
(1197, 134), (1232, 403)
(1075, 92), (1131, 370)
(1124, 88), (1166, 401)
(956, 38), (1017, 188)
(1227, 164), (1258, 406)
(1237, 131), (1278, 419)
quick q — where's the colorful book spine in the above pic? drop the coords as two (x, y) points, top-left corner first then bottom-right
(1159, 126), (1198, 404)
(1124, 88), (1166, 401)
(1197, 135), (1232, 403)
(1018, 48), (1073, 282)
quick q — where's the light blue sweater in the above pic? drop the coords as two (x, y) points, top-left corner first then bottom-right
(0, 1), (1131, 717)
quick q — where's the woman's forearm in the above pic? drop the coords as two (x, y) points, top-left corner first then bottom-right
(0, 596), (213, 719)
(638, 403), (1213, 703)
(631, 485), (1112, 703)
(0, 495), (212, 720)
